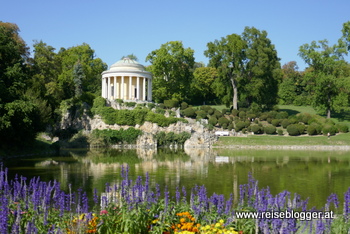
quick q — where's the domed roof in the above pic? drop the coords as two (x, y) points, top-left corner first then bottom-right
(109, 57), (146, 72)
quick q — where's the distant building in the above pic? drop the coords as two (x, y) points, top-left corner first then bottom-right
(101, 57), (152, 101)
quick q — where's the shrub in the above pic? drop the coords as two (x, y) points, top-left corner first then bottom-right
(275, 111), (288, 120)
(266, 118), (273, 124)
(156, 131), (191, 146)
(277, 129), (283, 135)
(124, 101), (136, 107)
(164, 99), (179, 109)
(182, 107), (196, 118)
(322, 124), (337, 136)
(147, 103), (156, 109)
(235, 121), (246, 132)
(238, 111), (246, 120)
(91, 96), (106, 114)
(267, 111), (278, 119)
(92, 128), (142, 144)
(207, 108), (215, 115)
(227, 123), (233, 131)
(200, 105), (212, 113)
(287, 124), (301, 136)
(213, 110), (223, 119)
(100, 107), (117, 125)
(259, 113), (268, 121)
(115, 109), (135, 125)
(297, 124), (305, 135)
(250, 124), (263, 134)
(158, 103), (165, 109)
(271, 119), (280, 127)
(307, 125), (317, 135)
(195, 110), (207, 120)
(288, 116), (298, 124)
(335, 123), (349, 133)
(208, 116), (217, 126)
(115, 99), (123, 104)
(231, 109), (239, 116)
(180, 102), (188, 110)
(264, 125), (276, 135)
(310, 122), (322, 135)
(281, 119), (290, 129)
(218, 117), (230, 127)
(155, 107), (166, 115)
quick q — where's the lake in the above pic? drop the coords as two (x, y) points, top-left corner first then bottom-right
(3, 148), (350, 211)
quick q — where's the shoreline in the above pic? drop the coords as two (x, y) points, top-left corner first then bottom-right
(212, 144), (350, 151)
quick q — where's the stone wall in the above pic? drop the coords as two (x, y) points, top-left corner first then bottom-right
(59, 108), (218, 149)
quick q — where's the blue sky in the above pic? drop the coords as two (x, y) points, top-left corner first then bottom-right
(1, 0), (349, 71)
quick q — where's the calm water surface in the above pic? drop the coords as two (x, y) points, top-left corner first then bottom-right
(3, 148), (350, 210)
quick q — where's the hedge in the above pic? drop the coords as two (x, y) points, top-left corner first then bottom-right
(264, 125), (276, 135)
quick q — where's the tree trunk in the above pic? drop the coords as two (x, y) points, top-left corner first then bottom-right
(231, 78), (238, 110)
(327, 94), (331, 119)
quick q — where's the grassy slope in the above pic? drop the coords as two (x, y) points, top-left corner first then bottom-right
(214, 105), (350, 146)
(214, 133), (350, 146)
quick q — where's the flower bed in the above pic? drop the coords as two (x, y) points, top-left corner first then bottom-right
(0, 165), (350, 233)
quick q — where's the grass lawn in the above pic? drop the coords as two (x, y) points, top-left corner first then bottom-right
(214, 132), (350, 146)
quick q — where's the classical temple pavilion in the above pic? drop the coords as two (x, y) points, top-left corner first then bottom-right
(101, 57), (152, 102)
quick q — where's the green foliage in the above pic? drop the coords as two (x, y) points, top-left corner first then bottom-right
(92, 128), (142, 144)
(235, 121), (246, 132)
(146, 41), (195, 102)
(155, 107), (166, 115)
(155, 131), (191, 146)
(124, 102), (137, 108)
(286, 124), (304, 136)
(190, 67), (218, 104)
(335, 123), (349, 133)
(218, 117), (230, 127)
(180, 102), (189, 110)
(271, 119), (280, 127)
(299, 38), (350, 118)
(164, 99), (179, 109)
(231, 109), (239, 116)
(281, 119), (290, 129)
(208, 116), (218, 126)
(307, 125), (318, 135)
(73, 61), (85, 98)
(322, 124), (338, 136)
(145, 112), (186, 127)
(250, 124), (263, 134)
(147, 102), (155, 109)
(182, 107), (196, 118)
(195, 110), (207, 120)
(277, 129), (284, 135)
(264, 125), (276, 135)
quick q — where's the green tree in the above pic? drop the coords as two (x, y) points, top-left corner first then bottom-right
(0, 22), (43, 147)
(73, 60), (85, 98)
(204, 34), (246, 109)
(190, 67), (218, 104)
(57, 43), (107, 99)
(278, 61), (305, 105)
(241, 27), (282, 108)
(299, 39), (350, 118)
(146, 41), (195, 102)
(205, 27), (281, 109)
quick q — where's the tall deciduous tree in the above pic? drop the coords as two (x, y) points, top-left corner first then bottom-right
(146, 41), (195, 102)
(241, 27), (281, 108)
(205, 27), (281, 109)
(299, 39), (349, 118)
(191, 67), (218, 104)
(0, 22), (42, 147)
(205, 34), (246, 109)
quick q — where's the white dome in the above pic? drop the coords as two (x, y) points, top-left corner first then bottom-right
(109, 57), (146, 72)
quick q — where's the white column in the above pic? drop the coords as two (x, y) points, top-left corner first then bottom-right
(107, 77), (111, 100)
(142, 77), (146, 101)
(150, 79), (152, 101)
(121, 76), (124, 100)
(136, 77), (140, 100)
(101, 77), (105, 98)
(129, 76), (132, 100)
(113, 76), (116, 100)
(147, 78), (150, 101)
